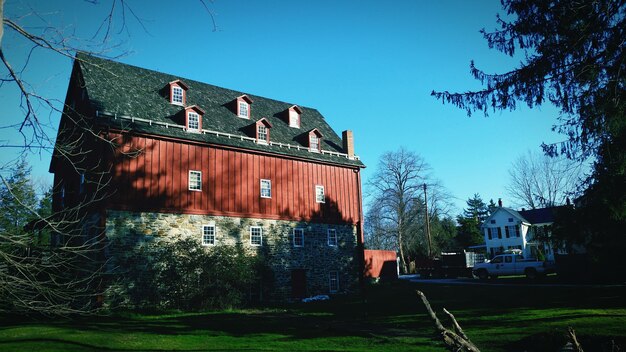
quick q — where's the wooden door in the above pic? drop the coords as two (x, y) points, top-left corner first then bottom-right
(291, 269), (306, 299)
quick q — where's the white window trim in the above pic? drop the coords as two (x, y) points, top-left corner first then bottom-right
(189, 170), (202, 191)
(171, 86), (184, 106)
(187, 111), (200, 132)
(202, 224), (216, 246)
(238, 101), (249, 118)
(260, 179), (272, 198)
(289, 110), (300, 128)
(257, 125), (268, 144)
(250, 226), (263, 246)
(293, 228), (304, 247)
(310, 135), (320, 152)
(327, 229), (337, 247)
(315, 185), (325, 203)
(329, 271), (339, 293)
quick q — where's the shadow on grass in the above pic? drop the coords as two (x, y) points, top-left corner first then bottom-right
(0, 337), (268, 352)
(1, 280), (625, 352)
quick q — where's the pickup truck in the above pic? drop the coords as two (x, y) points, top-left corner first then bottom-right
(472, 253), (554, 279)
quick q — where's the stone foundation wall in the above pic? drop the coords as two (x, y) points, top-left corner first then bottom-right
(105, 210), (360, 303)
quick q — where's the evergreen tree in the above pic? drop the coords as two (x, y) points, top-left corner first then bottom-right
(456, 194), (488, 248)
(0, 159), (38, 238)
(462, 193), (489, 223)
(487, 199), (498, 215)
(455, 217), (484, 249)
(433, 0), (625, 280)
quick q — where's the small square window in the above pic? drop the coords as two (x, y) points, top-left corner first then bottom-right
(315, 185), (325, 203)
(261, 179), (271, 198)
(258, 125), (268, 144)
(188, 112), (200, 131)
(189, 170), (202, 191)
(327, 229), (337, 247)
(508, 217), (514, 222)
(490, 220), (496, 224)
(293, 228), (304, 247)
(172, 86), (183, 105)
(202, 225), (215, 246)
(250, 226), (262, 246)
(329, 271), (339, 293)
(239, 101), (249, 118)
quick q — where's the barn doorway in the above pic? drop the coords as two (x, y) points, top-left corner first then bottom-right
(291, 269), (306, 299)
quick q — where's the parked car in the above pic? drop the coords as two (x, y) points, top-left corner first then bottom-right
(472, 252), (555, 279)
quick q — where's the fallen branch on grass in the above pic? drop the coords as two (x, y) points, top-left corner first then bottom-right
(416, 290), (481, 352)
(561, 327), (584, 352)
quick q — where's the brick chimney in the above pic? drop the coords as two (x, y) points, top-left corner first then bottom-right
(498, 198), (503, 207)
(342, 130), (355, 159)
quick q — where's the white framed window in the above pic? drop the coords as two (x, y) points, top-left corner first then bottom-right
(188, 112), (200, 132)
(172, 86), (184, 105)
(327, 229), (337, 247)
(260, 179), (271, 198)
(310, 135), (320, 152)
(202, 224), (215, 246)
(293, 228), (304, 247)
(315, 185), (325, 203)
(329, 271), (339, 293)
(238, 101), (249, 118)
(257, 125), (268, 144)
(189, 170), (202, 191)
(289, 109), (300, 128)
(486, 228), (492, 240)
(250, 226), (262, 246)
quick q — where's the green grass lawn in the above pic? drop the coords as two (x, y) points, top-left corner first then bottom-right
(1, 280), (625, 351)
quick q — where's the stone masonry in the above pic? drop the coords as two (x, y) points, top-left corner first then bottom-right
(105, 210), (360, 303)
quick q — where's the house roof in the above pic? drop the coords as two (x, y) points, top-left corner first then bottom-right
(74, 52), (364, 168)
(481, 206), (569, 227)
(518, 207), (565, 225)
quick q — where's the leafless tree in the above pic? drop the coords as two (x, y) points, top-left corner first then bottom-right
(0, 0), (216, 315)
(365, 148), (453, 272)
(506, 151), (584, 209)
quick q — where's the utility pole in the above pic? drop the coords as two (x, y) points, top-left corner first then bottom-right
(423, 183), (433, 258)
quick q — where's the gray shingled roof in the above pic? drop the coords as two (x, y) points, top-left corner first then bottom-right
(518, 207), (565, 225)
(76, 52), (364, 167)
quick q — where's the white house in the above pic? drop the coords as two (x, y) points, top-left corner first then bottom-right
(481, 203), (569, 261)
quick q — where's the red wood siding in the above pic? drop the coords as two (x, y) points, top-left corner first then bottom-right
(106, 133), (361, 224)
(364, 250), (398, 279)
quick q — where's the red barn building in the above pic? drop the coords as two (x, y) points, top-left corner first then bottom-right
(50, 53), (365, 302)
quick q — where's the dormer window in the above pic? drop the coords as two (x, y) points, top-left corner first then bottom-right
(172, 87), (183, 105)
(308, 129), (323, 153)
(236, 95), (253, 119)
(168, 80), (189, 106)
(239, 101), (249, 118)
(184, 105), (205, 133)
(310, 135), (319, 151)
(255, 118), (272, 144)
(288, 105), (302, 128)
(258, 125), (268, 144)
(188, 112), (200, 131)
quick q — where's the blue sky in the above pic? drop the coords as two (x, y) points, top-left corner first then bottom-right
(0, 0), (565, 214)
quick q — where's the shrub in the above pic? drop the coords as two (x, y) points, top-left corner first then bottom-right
(118, 238), (271, 310)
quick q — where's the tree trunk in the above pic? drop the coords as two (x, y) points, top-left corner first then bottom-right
(0, 0), (5, 48)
